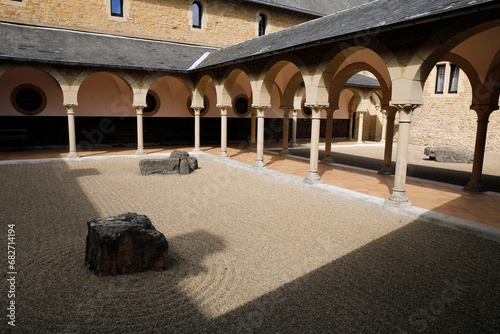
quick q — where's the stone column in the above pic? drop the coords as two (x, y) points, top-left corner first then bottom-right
(65, 104), (79, 159)
(322, 107), (335, 163)
(254, 106), (268, 167)
(386, 104), (419, 207)
(192, 107), (203, 153)
(378, 107), (397, 175)
(304, 105), (325, 184)
(250, 108), (257, 149)
(348, 111), (354, 140)
(135, 105), (146, 155)
(380, 109), (388, 143)
(280, 107), (292, 155)
(219, 105), (230, 159)
(356, 111), (367, 144)
(291, 109), (299, 148)
(464, 104), (496, 192)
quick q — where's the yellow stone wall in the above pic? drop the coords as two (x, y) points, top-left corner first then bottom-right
(410, 64), (500, 152)
(0, 0), (314, 47)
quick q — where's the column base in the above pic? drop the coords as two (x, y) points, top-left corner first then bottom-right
(253, 160), (266, 168)
(355, 141), (364, 145)
(219, 152), (230, 160)
(135, 148), (146, 155)
(280, 149), (290, 155)
(321, 156), (333, 163)
(304, 171), (323, 184)
(378, 165), (395, 175)
(67, 151), (79, 159)
(380, 140), (386, 143)
(192, 147), (204, 153)
(385, 189), (411, 207)
(291, 143), (299, 148)
(464, 181), (487, 192)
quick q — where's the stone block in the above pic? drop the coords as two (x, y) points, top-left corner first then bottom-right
(139, 151), (198, 175)
(85, 213), (168, 276)
(424, 147), (474, 163)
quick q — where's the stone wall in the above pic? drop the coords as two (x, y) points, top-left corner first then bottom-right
(0, 0), (315, 47)
(410, 64), (500, 152)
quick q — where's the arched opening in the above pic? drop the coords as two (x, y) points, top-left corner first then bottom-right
(192, 1), (202, 29)
(258, 14), (267, 36)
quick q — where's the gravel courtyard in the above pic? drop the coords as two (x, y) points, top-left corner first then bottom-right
(1, 156), (499, 333)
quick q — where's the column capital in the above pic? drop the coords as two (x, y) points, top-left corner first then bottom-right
(470, 104), (498, 121)
(392, 103), (419, 123)
(357, 110), (367, 117)
(217, 104), (230, 116)
(192, 106), (203, 116)
(134, 105), (146, 115)
(279, 106), (294, 114)
(304, 104), (327, 119)
(64, 104), (77, 114)
(252, 105), (268, 117)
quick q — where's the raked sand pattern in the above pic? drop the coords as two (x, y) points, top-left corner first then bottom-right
(1, 157), (499, 333)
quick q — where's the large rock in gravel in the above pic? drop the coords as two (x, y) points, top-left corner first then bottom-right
(85, 213), (168, 276)
(424, 147), (473, 163)
(139, 150), (198, 175)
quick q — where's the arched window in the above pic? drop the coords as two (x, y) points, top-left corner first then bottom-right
(193, 2), (202, 29)
(258, 14), (266, 36)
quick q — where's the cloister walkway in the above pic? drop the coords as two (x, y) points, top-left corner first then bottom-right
(1, 142), (499, 228)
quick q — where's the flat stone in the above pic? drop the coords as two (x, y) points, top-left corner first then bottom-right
(139, 151), (198, 175)
(85, 213), (168, 276)
(424, 147), (473, 163)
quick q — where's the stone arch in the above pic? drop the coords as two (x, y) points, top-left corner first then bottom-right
(218, 64), (255, 107)
(399, 18), (500, 104)
(308, 40), (395, 107)
(148, 74), (196, 117)
(253, 54), (309, 107)
(0, 64), (66, 116)
(329, 62), (390, 107)
(192, 71), (218, 108)
(282, 71), (305, 108)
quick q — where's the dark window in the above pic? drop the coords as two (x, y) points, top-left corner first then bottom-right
(234, 97), (248, 115)
(193, 2), (202, 28)
(144, 93), (157, 114)
(258, 14), (266, 36)
(111, 0), (123, 17)
(448, 64), (460, 94)
(435, 65), (445, 94)
(303, 106), (312, 117)
(16, 88), (42, 112)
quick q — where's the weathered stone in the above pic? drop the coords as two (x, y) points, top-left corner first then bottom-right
(85, 213), (168, 276)
(139, 158), (180, 175)
(424, 147), (474, 163)
(139, 151), (198, 175)
(170, 150), (190, 160)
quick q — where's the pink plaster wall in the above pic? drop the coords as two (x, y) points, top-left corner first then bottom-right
(0, 67), (65, 116)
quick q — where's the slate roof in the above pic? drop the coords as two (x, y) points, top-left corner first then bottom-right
(245, 0), (373, 16)
(0, 22), (217, 72)
(197, 0), (497, 69)
(346, 73), (380, 88)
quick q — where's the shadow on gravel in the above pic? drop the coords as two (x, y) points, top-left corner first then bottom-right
(287, 148), (500, 193)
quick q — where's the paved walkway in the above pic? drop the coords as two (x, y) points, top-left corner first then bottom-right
(1, 142), (499, 228)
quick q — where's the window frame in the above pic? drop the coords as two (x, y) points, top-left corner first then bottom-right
(448, 64), (460, 94)
(258, 13), (267, 36)
(110, 0), (124, 17)
(10, 84), (47, 116)
(434, 64), (446, 94)
(192, 1), (202, 29)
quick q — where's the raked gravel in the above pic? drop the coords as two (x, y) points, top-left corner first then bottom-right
(1, 156), (499, 333)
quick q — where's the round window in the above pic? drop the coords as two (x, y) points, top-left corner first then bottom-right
(302, 105), (312, 118)
(143, 91), (160, 116)
(11, 84), (47, 115)
(234, 96), (249, 116)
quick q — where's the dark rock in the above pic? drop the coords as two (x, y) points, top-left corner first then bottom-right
(424, 147), (473, 163)
(170, 150), (190, 159)
(85, 213), (168, 276)
(139, 151), (198, 175)
(140, 158), (180, 175)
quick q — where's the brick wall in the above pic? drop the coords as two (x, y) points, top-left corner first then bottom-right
(0, 0), (315, 47)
